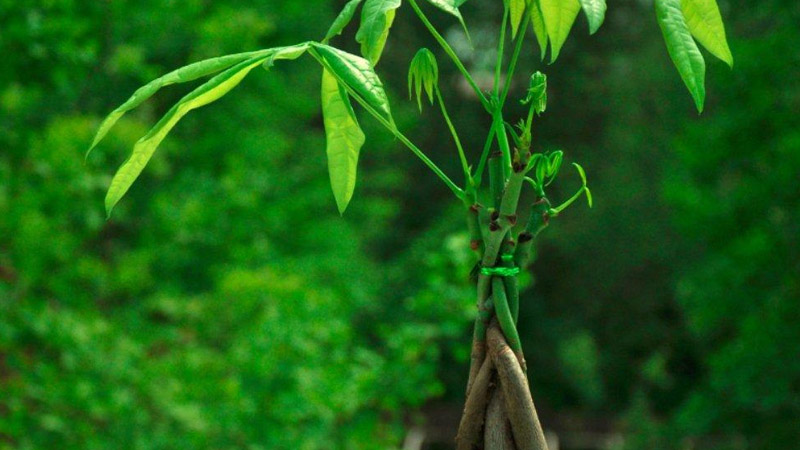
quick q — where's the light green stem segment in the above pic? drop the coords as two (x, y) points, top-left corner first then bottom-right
(500, 243), (520, 324)
(500, 12), (531, 105)
(408, 0), (491, 113)
(309, 49), (465, 201)
(489, 153), (504, 209)
(494, 6), (510, 97)
(436, 88), (471, 184)
(493, 109), (513, 180)
(466, 205), (484, 254)
(473, 121), (497, 187)
(492, 277), (522, 354)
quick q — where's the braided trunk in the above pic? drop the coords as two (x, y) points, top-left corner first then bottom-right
(455, 150), (551, 449)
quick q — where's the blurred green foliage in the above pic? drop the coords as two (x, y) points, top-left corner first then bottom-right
(1, 0), (798, 449)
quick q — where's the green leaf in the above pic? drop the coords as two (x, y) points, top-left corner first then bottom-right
(530, 1), (548, 59)
(509, 0), (526, 38)
(311, 44), (393, 122)
(356, 0), (402, 65)
(104, 54), (270, 217)
(423, 0), (469, 36)
(408, 48), (439, 111)
(323, 0), (364, 43)
(539, 0), (581, 63)
(522, 71), (547, 115)
(87, 50), (270, 158)
(573, 162), (593, 208)
(262, 43), (311, 69)
(321, 69), (366, 214)
(656, 0), (706, 112)
(578, 0), (606, 34)
(681, 0), (733, 67)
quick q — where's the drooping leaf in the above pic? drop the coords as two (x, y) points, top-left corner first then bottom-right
(423, 0), (469, 36)
(321, 69), (365, 214)
(656, 0), (706, 112)
(509, 0), (527, 38)
(530, 0), (548, 59)
(578, 0), (607, 34)
(311, 44), (393, 121)
(87, 50), (271, 157)
(104, 54), (271, 217)
(573, 162), (592, 208)
(262, 43), (311, 70)
(355, 0), (402, 65)
(681, 0), (733, 67)
(408, 48), (439, 111)
(539, 0), (581, 63)
(323, 0), (364, 43)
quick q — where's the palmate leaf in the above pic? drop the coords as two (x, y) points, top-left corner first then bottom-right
(311, 43), (393, 122)
(578, 0), (607, 35)
(87, 50), (271, 158)
(104, 45), (310, 216)
(408, 48), (439, 111)
(656, 0), (706, 112)
(681, 0), (733, 67)
(321, 69), (366, 214)
(356, 0), (402, 65)
(539, 0), (581, 63)
(323, 0), (364, 43)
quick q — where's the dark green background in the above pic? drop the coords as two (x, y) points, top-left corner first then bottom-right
(1, 0), (798, 448)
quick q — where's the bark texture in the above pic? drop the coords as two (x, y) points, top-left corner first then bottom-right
(487, 323), (548, 450)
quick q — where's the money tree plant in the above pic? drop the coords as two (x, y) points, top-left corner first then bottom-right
(88, 0), (732, 448)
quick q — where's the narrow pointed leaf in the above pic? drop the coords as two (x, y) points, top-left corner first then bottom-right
(324, 0), (364, 43)
(656, 0), (706, 112)
(539, 0), (581, 63)
(87, 50), (270, 157)
(312, 44), (393, 121)
(509, 0), (526, 38)
(681, 0), (733, 67)
(356, 0), (402, 65)
(104, 54), (270, 217)
(322, 69), (365, 214)
(578, 0), (606, 34)
(530, 0), (548, 59)
(423, 0), (469, 36)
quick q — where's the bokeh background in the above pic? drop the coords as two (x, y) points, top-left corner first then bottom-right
(1, 0), (798, 448)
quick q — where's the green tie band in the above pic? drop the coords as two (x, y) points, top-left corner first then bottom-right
(480, 254), (519, 277)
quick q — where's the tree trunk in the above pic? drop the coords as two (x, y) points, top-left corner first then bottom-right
(456, 319), (548, 450)
(456, 151), (553, 449)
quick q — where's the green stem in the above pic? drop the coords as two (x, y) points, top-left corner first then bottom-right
(436, 88), (471, 185)
(492, 277), (522, 354)
(473, 122), (497, 187)
(500, 239), (520, 324)
(514, 197), (551, 269)
(494, 6), (509, 97)
(494, 110), (513, 180)
(488, 152), (504, 209)
(500, 13), (530, 105)
(310, 49), (465, 200)
(466, 204), (484, 254)
(408, 0), (491, 113)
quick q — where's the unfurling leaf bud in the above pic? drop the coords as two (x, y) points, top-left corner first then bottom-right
(522, 71), (548, 115)
(408, 48), (439, 112)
